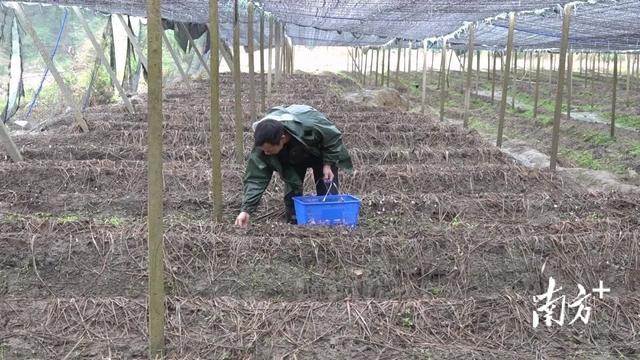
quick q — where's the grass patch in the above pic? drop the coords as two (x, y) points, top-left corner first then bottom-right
(615, 114), (640, 130)
(562, 149), (603, 170)
(583, 132), (614, 146)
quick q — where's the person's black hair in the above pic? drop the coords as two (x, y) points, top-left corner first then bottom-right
(254, 119), (285, 146)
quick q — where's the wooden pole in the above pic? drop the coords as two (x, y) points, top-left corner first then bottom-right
(375, 48), (379, 86)
(162, 31), (190, 85)
(408, 42), (412, 74)
(591, 53), (596, 107)
(463, 25), (476, 128)
(259, 14), (266, 112)
(626, 53), (631, 106)
(421, 42), (428, 114)
(496, 12), (515, 148)
(210, 0), (222, 221)
(387, 46), (391, 87)
(274, 21), (281, 85)
(116, 14), (148, 70)
(363, 49), (368, 86)
(475, 49), (480, 94)
(491, 52), (497, 104)
(369, 48), (374, 85)
(487, 51), (491, 80)
(267, 17), (273, 95)
(381, 48), (386, 86)
(395, 42), (401, 87)
(549, 5), (572, 171)
(611, 52), (618, 138)
(511, 50), (517, 110)
(0, 122), (22, 162)
(233, 0), (244, 163)
(247, 3), (257, 124)
(146, 0), (165, 355)
(439, 39), (447, 122)
(567, 51), (573, 121)
(12, 3), (88, 132)
(74, 9), (134, 112)
(281, 23), (286, 77)
(533, 52), (541, 118)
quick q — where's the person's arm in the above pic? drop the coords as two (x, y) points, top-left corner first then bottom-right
(237, 150), (273, 225)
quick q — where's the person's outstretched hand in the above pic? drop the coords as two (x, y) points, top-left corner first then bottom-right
(322, 164), (335, 182)
(235, 212), (250, 227)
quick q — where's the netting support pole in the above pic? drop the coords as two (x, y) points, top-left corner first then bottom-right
(247, 2), (257, 126)
(178, 23), (209, 78)
(162, 31), (190, 86)
(116, 14), (148, 71)
(475, 50), (480, 95)
(259, 13), (266, 112)
(395, 42), (401, 88)
(567, 51), (573, 121)
(439, 39), (447, 122)
(73, 6), (134, 113)
(408, 42), (412, 74)
(421, 42), (428, 115)
(374, 48), (379, 86)
(386, 46), (391, 87)
(533, 52), (541, 119)
(0, 122), (22, 162)
(611, 52), (618, 138)
(591, 53), (596, 106)
(549, 4), (572, 171)
(511, 50), (517, 110)
(369, 48), (374, 85)
(584, 53), (589, 89)
(381, 48), (386, 87)
(274, 21), (281, 86)
(626, 53), (631, 106)
(463, 24), (475, 128)
(267, 17), (273, 96)
(363, 49), (368, 86)
(233, 0), (244, 164)
(496, 12), (515, 148)
(281, 23), (286, 78)
(11, 3), (88, 132)
(146, 0), (165, 355)
(210, 0), (222, 221)
(491, 52), (497, 104)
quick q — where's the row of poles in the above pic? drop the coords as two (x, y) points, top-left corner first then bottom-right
(346, 5), (632, 171)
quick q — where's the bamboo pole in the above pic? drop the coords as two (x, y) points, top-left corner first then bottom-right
(487, 51), (491, 80)
(232, 0), (244, 163)
(511, 50), (517, 110)
(363, 49), (368, 86)
(463, 25), (476, 128)
(626, 53), (631, 106)
(281, 23), (286, 77)
(210, 0), (222, 221)
(146, 0), (165, 355)
(381, 48), (386, 86)
(533, 52), (541, 118)
(496, 12), (515, 148)
(549, 5), (573, 171)
(421, 42), (428, 114)
(12, 3), (88, 132)
(375, 48), (379, 86)
(247, 2), (257, 124)
(611, 52), (618, 138)
(259, 13), (266, 111)
(408, 42), (412, 74)
(475, 49), (480, 94)
(439, 40), (447, 122)
(274, 21), (281, 85)
(369, 48), (374, 85)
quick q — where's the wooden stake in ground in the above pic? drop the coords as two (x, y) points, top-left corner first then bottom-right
(626, 52), (631, 106)
(369, 48), (374, 85)
(421, 42), (428, 115)
(567, 51), (573, 121)
(475, 49), (480, 94)
(0, 122), (22, 162)
(12, 3), (88, 132)
(233, 0), (244, 163)
(209, 0), (222, 221)
(247, 3), (257, 124)
(395, 42), (401, 87)
(267, 17), (273, 95)
(259, 14), (266, 112)
(375, 48), (380, 86)
(439, 39), (448, 122)
(363, 49), (368, 86)
(549, 4), (573, 171)
(408, 41), (412, 74)
(274, 21), (281, 85)
(387, 46), (391, 87)
(491, 51), (497, 104)
(381, 48), (386, 86)
(463, 24), (476, 128)
(145, 0), (165, 355)
(611, 52), (618, 138)
(496, 12), (515, 148)
(533, 52), (541, 118)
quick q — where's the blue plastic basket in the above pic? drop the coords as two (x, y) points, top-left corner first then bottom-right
(293, 194), (362, 226)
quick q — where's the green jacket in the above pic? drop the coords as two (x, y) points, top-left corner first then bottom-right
(241, 105), (353, 214)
